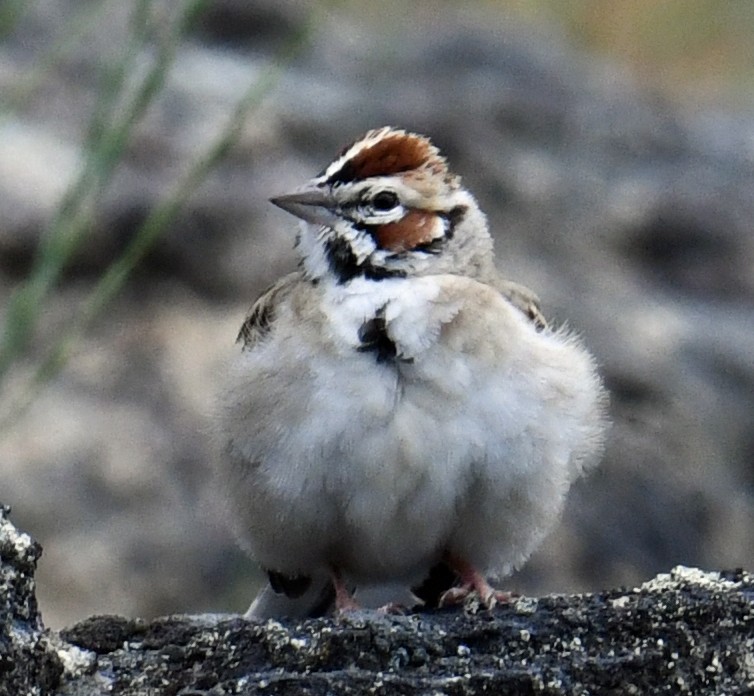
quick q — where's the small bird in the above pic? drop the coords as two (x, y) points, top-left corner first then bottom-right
(215, 127), (607, 618)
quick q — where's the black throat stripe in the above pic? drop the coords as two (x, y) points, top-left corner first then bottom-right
(324, 237), (405, 284)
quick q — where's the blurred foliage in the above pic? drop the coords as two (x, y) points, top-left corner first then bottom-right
(503, 0), (754, 99)
(0, 0), (25, 39)
(0, 0), (329, 429)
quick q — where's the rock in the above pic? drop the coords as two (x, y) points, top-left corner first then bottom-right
(1, 507), (753, 695)
(0, 504), (62, 694)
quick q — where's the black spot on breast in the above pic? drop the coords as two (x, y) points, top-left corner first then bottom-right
(357, 308), (397, 364)
(267, 570), (312, 598)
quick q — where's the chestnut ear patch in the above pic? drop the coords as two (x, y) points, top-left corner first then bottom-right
(328, 134), (435, 185)
(374, 211), (443, 252)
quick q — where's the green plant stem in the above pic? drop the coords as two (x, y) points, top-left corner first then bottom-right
(0, 0), (334, 429)
(0, 0), (206, 382)
(35, 6), (324, 381)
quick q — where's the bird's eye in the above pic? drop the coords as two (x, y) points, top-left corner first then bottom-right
(372, 191), (399, 211)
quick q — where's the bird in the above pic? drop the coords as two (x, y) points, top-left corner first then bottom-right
(214, 126), (608, 619)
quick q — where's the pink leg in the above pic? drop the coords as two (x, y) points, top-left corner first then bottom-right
(439, 552), (514, 609)
(331, 568), (361, 613)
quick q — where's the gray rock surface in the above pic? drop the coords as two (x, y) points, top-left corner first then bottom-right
(2, 506), (753, 695)
(0, 505), (65, 694)
(0, 3), (753, 628)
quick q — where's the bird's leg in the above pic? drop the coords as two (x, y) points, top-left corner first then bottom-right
(438, 552), (514, 609)
(330, 568), (361, 613)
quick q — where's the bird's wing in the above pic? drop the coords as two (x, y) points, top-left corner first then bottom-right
(237, 270), (305, 350)
(494, 278), (548, 331)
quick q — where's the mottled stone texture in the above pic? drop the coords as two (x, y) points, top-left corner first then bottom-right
(1, 507), (753, 695)
(0, 505), (63, 695)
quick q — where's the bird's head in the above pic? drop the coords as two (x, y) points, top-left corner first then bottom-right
(271, 127), (494, 283)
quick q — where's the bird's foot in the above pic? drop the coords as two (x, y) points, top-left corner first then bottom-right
(439, 552), (514, 610)
(331, 568), (361, 614)
(376, 602), (409, 615)
(438, 582), (514, 609)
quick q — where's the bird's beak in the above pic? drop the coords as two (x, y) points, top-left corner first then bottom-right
(270, 184), (340, 228)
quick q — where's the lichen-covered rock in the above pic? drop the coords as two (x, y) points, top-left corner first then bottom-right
(0, 505), (62, 695)
(1, 507), (753, 694)
(57, 567), (754, 694)
(0, 505), (40, 623)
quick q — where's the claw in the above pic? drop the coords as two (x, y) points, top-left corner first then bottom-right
(439, 584), (514, 609)
(439, 552), (514, 609)
(377, 602), (409, 615)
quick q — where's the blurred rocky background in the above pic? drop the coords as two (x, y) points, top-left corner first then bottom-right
(0, 0), (752, 629)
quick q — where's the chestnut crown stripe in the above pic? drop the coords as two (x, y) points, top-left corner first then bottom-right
(322, 129), (445, 185)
